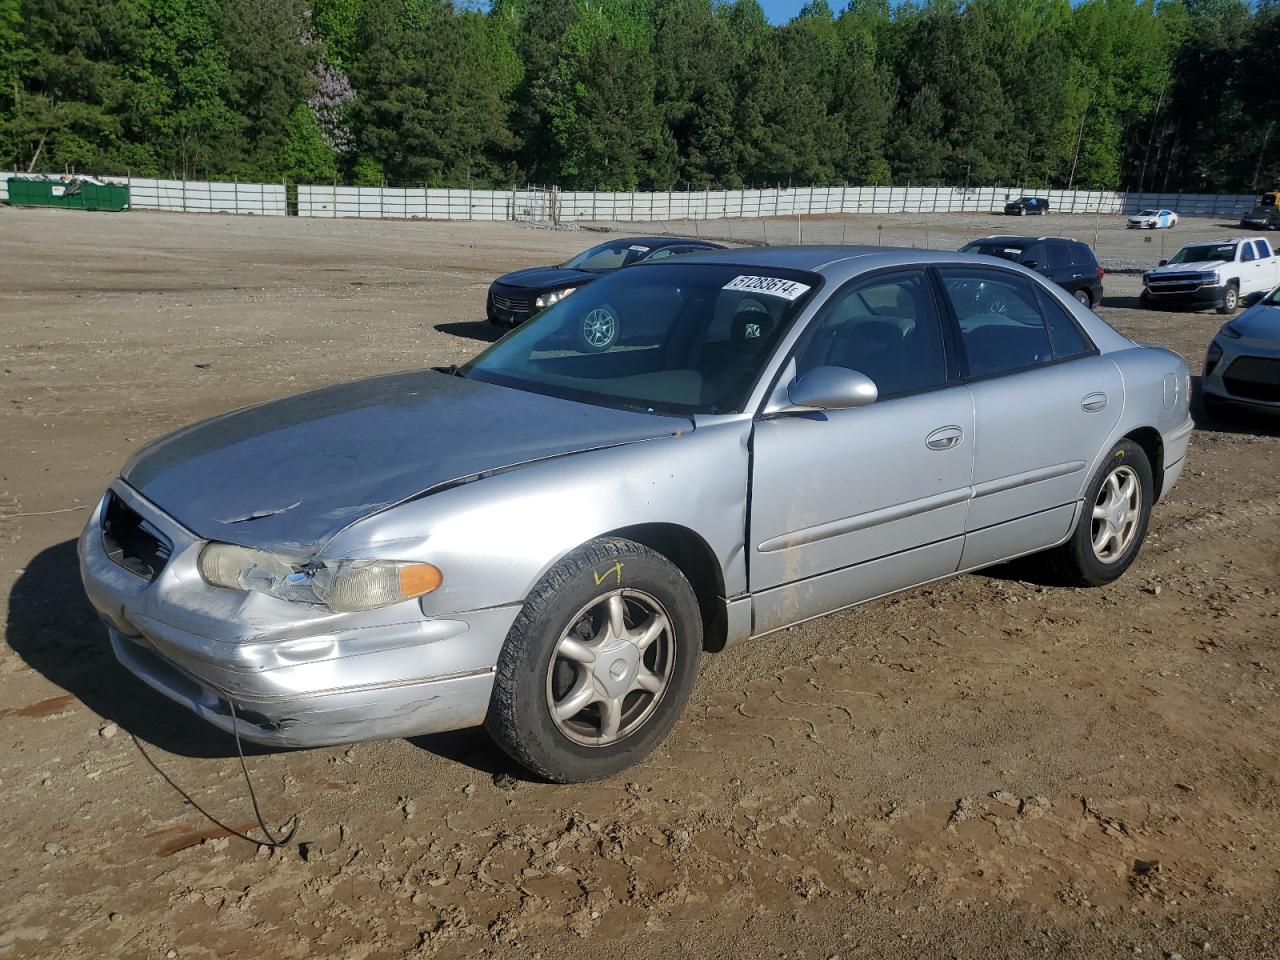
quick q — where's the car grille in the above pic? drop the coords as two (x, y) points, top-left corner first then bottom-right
(101, 491), (172, 581)
(1223, 356), (1280, 403)
(490, 291), (530, 314)
(1147, 273), (1208, 294)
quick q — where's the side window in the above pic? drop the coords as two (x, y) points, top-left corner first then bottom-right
(1258, 239), (1273, 258)
(1068, 243), (1096, 268)
(1241, 243), (1256, 263)
(937, 268), (1054, 378)
(1035, 287), (1094, 359)
(1046, 243), (1071, 270)
(645, 247), (677, 261)
(794, 269), (948, 399)
(1022, 243), (1046, 267)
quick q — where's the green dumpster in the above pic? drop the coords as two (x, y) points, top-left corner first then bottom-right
(6, 177), (130, 211)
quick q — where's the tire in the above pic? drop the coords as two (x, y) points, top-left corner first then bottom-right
(1203, 394), (1231, 422)
(1074, 289), (1092, 308)
(1019, 208), (1027, 216)
(485, 537), (703, 783)
(1042, 439), (1153, 587)
(1217, 283), (1239, 314)
(576, 303), (620, 352)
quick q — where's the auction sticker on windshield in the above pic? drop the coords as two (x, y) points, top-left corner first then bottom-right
(723, 275), (812, 300)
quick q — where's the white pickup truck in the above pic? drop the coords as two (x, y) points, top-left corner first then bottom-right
(1140, 237), (1280, 313)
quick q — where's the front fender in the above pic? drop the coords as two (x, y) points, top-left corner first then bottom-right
(322, 420), (753, 618)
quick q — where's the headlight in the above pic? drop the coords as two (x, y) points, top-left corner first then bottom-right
(534, 287), (577, 309)
(197, 542), (442, 612)
(1220, 322), (1243, 339)
(1201, 271), (1221, 284)
(1205, 341), (1223, 376)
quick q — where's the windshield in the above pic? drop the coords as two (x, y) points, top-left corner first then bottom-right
(462, 263), (820, 414)
(562, 239), (658, 273)
(1167, 243), (1236, 265)
(1248, 207), (1272, 218)
(1137, 210), (1158, 216)
(960, 240), (1030, 263)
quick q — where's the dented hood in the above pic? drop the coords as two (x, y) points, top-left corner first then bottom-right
(123, 370), (688, 552)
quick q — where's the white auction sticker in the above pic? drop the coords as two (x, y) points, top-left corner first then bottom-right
(723, 275), (812, 300)
(628, 244), (651, 252)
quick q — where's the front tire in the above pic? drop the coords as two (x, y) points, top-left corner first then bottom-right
(1042, 439), (1153, 587)
(486, 537), (703, 782)
(1217, 283), (1239, 314)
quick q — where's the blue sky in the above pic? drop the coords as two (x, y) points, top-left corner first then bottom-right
(759, 0), (811, 22)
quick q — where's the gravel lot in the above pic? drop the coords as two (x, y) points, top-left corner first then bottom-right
(1, 206), (1278, 960)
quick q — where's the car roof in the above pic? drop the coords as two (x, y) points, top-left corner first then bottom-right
(966, 235), (1081, 245)
(635, 243), (1070, 278)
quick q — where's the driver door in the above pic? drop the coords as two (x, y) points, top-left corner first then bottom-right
(748, 269), (975, 635)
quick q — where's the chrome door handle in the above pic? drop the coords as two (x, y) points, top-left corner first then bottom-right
(925, 425), (964, 450)
(1081, 392), (1109, 413)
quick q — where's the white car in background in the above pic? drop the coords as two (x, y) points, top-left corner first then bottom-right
(1127, 209), (1178, 229)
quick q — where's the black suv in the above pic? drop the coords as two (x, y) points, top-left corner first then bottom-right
(1004, 196), (1050, 216)
(959, 235), (1105, 307)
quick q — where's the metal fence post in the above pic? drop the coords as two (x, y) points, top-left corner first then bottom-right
(181, 175), (186, 213)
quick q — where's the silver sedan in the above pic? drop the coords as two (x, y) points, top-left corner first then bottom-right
(79, 247), (1193, 782)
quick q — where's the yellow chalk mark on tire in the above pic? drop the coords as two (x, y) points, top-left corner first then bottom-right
(593, 561), (624, 586)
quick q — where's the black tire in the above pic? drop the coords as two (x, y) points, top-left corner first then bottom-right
(1217, 282), (1239, 314)
(576, 303), (621, 352)
(486, 537), (703, 783)
(1074, 289), (1092, 308)
(1042, 439), (1153, 587)
(1202, 393), (1231, 422)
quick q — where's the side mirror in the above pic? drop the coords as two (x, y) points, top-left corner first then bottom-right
(787, 366), (878, 411)
(1158, 259), (1168, 267)
(1020, 258), (1039, 270)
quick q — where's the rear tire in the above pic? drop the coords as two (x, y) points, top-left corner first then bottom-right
(1042, 439), (1153, 587)
(486, 537), (703, 783)
(1074, 289), (1092, 307)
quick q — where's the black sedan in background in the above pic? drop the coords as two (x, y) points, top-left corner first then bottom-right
(487, 236), (724, 330)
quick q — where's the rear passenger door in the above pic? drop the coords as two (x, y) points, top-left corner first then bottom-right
(935, 266), (1122, 570)
(1253, 239), (1279, 291)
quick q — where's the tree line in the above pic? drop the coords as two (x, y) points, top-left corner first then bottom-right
(2, 0), (1278, 194)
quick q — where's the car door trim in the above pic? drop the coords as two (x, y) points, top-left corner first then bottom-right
(757, 486), (972, 553)
(970, 460), (1086, 500)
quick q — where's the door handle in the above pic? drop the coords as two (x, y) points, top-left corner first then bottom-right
(1081, 391), (1109, 413)
(925, 425), (964, 450)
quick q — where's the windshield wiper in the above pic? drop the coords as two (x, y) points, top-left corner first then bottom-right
(434, 364), (467, 378)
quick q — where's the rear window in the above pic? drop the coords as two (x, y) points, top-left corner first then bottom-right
(1068, 243), (1096, 267)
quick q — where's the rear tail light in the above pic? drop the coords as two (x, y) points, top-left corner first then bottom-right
(1096, 265), (1106, 280)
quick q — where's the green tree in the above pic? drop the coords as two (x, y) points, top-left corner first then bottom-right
(281, 102), (337, 182)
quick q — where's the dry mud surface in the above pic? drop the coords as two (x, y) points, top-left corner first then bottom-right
(1, 207), (1278, 959)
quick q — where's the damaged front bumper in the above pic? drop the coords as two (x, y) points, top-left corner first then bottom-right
(78, 482), (518, 748)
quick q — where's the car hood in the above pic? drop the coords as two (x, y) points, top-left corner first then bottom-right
(1228, 303), (1280, 340)
(123, 370), (689, 553)
(1150, 260), (1228, 274)
(494, 265), (599, 290)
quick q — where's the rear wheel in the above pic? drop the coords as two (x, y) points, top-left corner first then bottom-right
(1042, 439), (1153, 587)
(1074, 289), (1092, 307)
(486, 538), (703, 782)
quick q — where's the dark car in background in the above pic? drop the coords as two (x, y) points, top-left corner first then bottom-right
(1241, 206), (1280, 230)
(487, 236), (724, 331)
(1004, 196), (1050, 216)
(959, 235), (1105, 307)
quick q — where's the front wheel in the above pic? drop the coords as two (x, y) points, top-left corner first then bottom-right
(577, 304), (620, 352)
(1218, 283), (1239, 314)
(486, 538), (703, 782)
(1041, 439), (1153, 587)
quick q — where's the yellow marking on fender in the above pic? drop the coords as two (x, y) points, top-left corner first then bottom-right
(593, 561), (624, 586)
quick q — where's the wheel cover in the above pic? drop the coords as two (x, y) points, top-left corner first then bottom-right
(1091, 464), (1141, 563)
(545, 589), (675, 747)
(1225, 289), (1237, 309)
(581, 307), (617, 349)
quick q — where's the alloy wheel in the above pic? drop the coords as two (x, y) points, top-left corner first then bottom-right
(546, 589), (675, 746)
(1091, 465), (1141, 563)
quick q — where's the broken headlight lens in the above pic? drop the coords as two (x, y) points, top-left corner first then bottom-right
(197, 543), (441, 612)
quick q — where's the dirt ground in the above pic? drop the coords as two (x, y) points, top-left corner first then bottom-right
(1, 207), (1278, 960)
